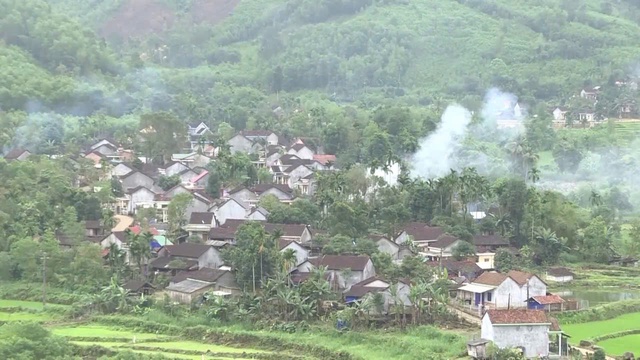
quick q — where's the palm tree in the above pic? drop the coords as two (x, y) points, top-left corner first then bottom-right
(408, 282), (428, 325)
(528, 167), (540, 184)
(494, 213), (511, 236)
(281, 248), (297, 274)
(589, 190), (603, 208)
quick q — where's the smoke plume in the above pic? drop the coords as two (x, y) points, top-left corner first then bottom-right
(410, 104), (472, 179)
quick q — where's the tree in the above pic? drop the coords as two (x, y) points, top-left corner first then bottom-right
(61, 206), (84, 245)
(223, 222), (280, 292)
(531, 228), (564, 265)
(127, 230), (152, 278)
(206, 171), (221, 198)
(326, 201), (369, 239)
(494, 248), (514, 273)
(158, 175), (181, 191)
(167, 193), (193, 239)
(139, 112), (184, 163)
(110, 176), (124, 197)
(495, 178), (529, 244)
(579, 216), (615, 263)
(552, 137), (583, 173)
(0, 323), (75, 359)
(451, 241), (476, 261)
(625, 218), (640, 258)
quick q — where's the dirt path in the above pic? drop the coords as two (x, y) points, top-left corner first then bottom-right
(112, 214), (134, 232)
(447, 305), (481, 326)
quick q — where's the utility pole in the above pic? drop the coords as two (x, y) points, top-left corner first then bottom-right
(41, 252), (49, 308)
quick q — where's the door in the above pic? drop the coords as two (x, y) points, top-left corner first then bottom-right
(475, 292), (481, 306)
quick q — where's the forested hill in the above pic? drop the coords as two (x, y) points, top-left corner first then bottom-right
(3, 0), (640, 116)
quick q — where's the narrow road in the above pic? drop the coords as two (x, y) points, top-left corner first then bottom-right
(112, 214), (134, 232)
(446, 304), (481, 326)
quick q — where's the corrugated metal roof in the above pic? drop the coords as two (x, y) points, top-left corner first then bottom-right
(165, 279), (213, 294)
(458, 283), (496, 293)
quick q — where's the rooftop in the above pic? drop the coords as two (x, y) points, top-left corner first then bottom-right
(165, 279), (214, 294)
(310, 255), (371, 271)
(163, 243), (213, 258)
(486, 309), (550, 325)
(473, 272), (508, 286)
(547, 267), (575, 277)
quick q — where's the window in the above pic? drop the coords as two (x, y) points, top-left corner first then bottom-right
(487, 292), (492, 302)
(484, 258), (489, 262)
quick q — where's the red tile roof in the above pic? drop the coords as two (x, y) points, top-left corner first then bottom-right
(474, 272), (508, 286)
(486, 309), (550, 325)
(530, 295), (565, 305)
(507, 270), (538, 285)
(313, 154), (336, 165)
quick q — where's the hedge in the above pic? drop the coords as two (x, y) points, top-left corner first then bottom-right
(555, 300), (640, 324)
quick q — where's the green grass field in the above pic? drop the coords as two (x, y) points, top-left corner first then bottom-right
(0, 299), (68, 310)
(597, 334), (640, 356)
(52, 325), (170, 339)
(0, 312), (56, 321)
(562, 312), (640, 341)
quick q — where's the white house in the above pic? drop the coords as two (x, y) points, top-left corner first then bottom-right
(545, 268), (574, 283)
(373, 235), (414, 261)
(99, 231), (130, 264)
(246, 207), (268, 221)
(126, 186), (156, 214)
(287, 141), (315, 160)
(457, 272), (523, 310)
(210, 198), (248, 226)
(552, 107), (567, 121)
(422, 235), (463, 261)
(157, 243), (223, 269)
(343, 278), (412, 316)
(507, 270), (547, 301)
(163, 161), (190, 177)
(110, 163), (134, 177)
(481, 309), (554, 358)
(284, 163), (314, 189)
(120, 171), (155, 191)
(279, 239), (309, 272)
(297, 255), (375, 291)
(395, 223), (444, 245)
(184, 212), (216, 241)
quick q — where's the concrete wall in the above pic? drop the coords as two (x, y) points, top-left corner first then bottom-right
(167, 285), (212, 304)
(260, 187), (293, 201)
(178, 170), (198, 185)
(546, 275), (572, 283)
(246, 210), (267, 221)
(213, 200), (247, 225)
(492, 324), (549, 358)
(288, 147), (314, 160)
(185, 198), (209, 223)
(111, 163), (133, 177)
(282, 242), (309, 267)
(493, 278), (524, 309)
(230, 189), (258, 207)
(198, 248), (223, 269)
(286, 166), (313, 189)
(121, 172), (155, 190)
(129, 188), (156, 214)
(523, 277), (547, 300)
(228, 135), (254, 154)
(377, 238), (399, 259)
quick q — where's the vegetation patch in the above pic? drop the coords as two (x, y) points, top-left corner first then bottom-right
(561, 312), (640, 341)
(596, 334), (640, 356)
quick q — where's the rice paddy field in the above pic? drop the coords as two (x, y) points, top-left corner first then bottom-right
(0, 298), (468, 360)
(562, 312), (640, 356)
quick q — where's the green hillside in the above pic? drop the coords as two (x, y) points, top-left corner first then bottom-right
(3, 0), (640, 116)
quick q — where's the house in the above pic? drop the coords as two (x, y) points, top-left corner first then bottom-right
(578, 110), (596, 123)
(422, 235), (463, 261)
(157, 243), (223, 269)
(343, 278), (412, 316)
(481, 309), (564, 358)
(4, 148), (31, 161)
(287, 140), (315, 160)
(580, 86), (600, 101)
(90, 138), (118, 152)
(457, 272), (522, 310)
(227, 186), (259, 207)
(100, 231), (130, 263)
(283, 163), (314, 189)
(187, 122), (213, 150)
(176, 168), (199, 185)
(120, 171), (155, 191)
(170, 268), (240, 296)
(526, 295), (565, 312)
(90, 140), (118, 157)
(252, 184), (295, 202)
(263, 223), (312, 244)
(110, 163), (134, 177)
(439, 260), (483, 281)
(186, 170), (209, 189)
(184, 212), (216, 241)
(297, 255), (375, 290)
(313, 154), (336, 168)
(126, 186), (156, 214)
(149, 257), (199, 274)
(279, 239), (309, 271)
(207, 227), (237, 243)
(373, 235), (413, 261)
(552, 107), (568, 121)
(507, 270), (547, 301)
(395, 223), (444, 246)
(241, 130), (279, 146)
(165, 279), (215, 304)
(122, 280), (155, 296)
(210, 198), (248, 226)
(162, 161), (190, 177)
(85, 220), (105, 237)
(84, 151), (107, 167)
(472, 234), (510, 251)
(545, 267), (574, 283)
(246, 207), (268, 221)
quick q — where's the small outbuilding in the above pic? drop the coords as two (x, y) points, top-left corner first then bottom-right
(526, 295), (565, 312)
(122, 280), (155, 296)
(545, 267), (575, 283)
(467, 338), (490, 359)
(165, 279), (214, 304)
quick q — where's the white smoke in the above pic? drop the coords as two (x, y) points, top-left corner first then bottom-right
(410, 104), (472, 179)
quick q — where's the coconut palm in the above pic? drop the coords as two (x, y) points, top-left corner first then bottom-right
(589, 190), (603, 207)
(281, 248), (297, 274)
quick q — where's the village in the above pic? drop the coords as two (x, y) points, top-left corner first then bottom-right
(4, 119), (621, 360)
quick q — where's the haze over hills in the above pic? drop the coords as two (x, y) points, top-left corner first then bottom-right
(2, 0), (640, 117)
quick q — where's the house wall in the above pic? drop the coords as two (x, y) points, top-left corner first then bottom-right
(165, 185), (190, 198)
(260, 188), (293, 201)
(478, 253), (495, 269)
(491, 325), (550, 358)
(286, 166), (313, 188)
(300, 228), (312, 244)
(215, 272), (241, 295)
(377, 239), (400, 259)
(228, 135), (254, 154)
(246, 210), (267, 221)
(178, 170), (198, 185)
(480, 315), (494, 340)
(546, 275), (572, 283)
(167, 286), (212, 304)
(197, 248), (223, 269)
(16, 152), (30, 161)
(129, 188), (156, 214)
(185, 198), (209, 223)
(213, 200), (247, 225)
(165, 162), (189, 177)
(522, 277), (547, 300)
(397, 247), (414, 261)
(395, 231), (409, 245)
(190, 154), (212, 168)
(121, 172), (154, 190)
(297, 261), (314, 272)
(265, 152), (281, 167)
(265, 134), (279, 145)
(283, 243), (309, 267)
(289, 147), (314, 160)
(492, 278), (525, 309)
(230, 189), (258, 206)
